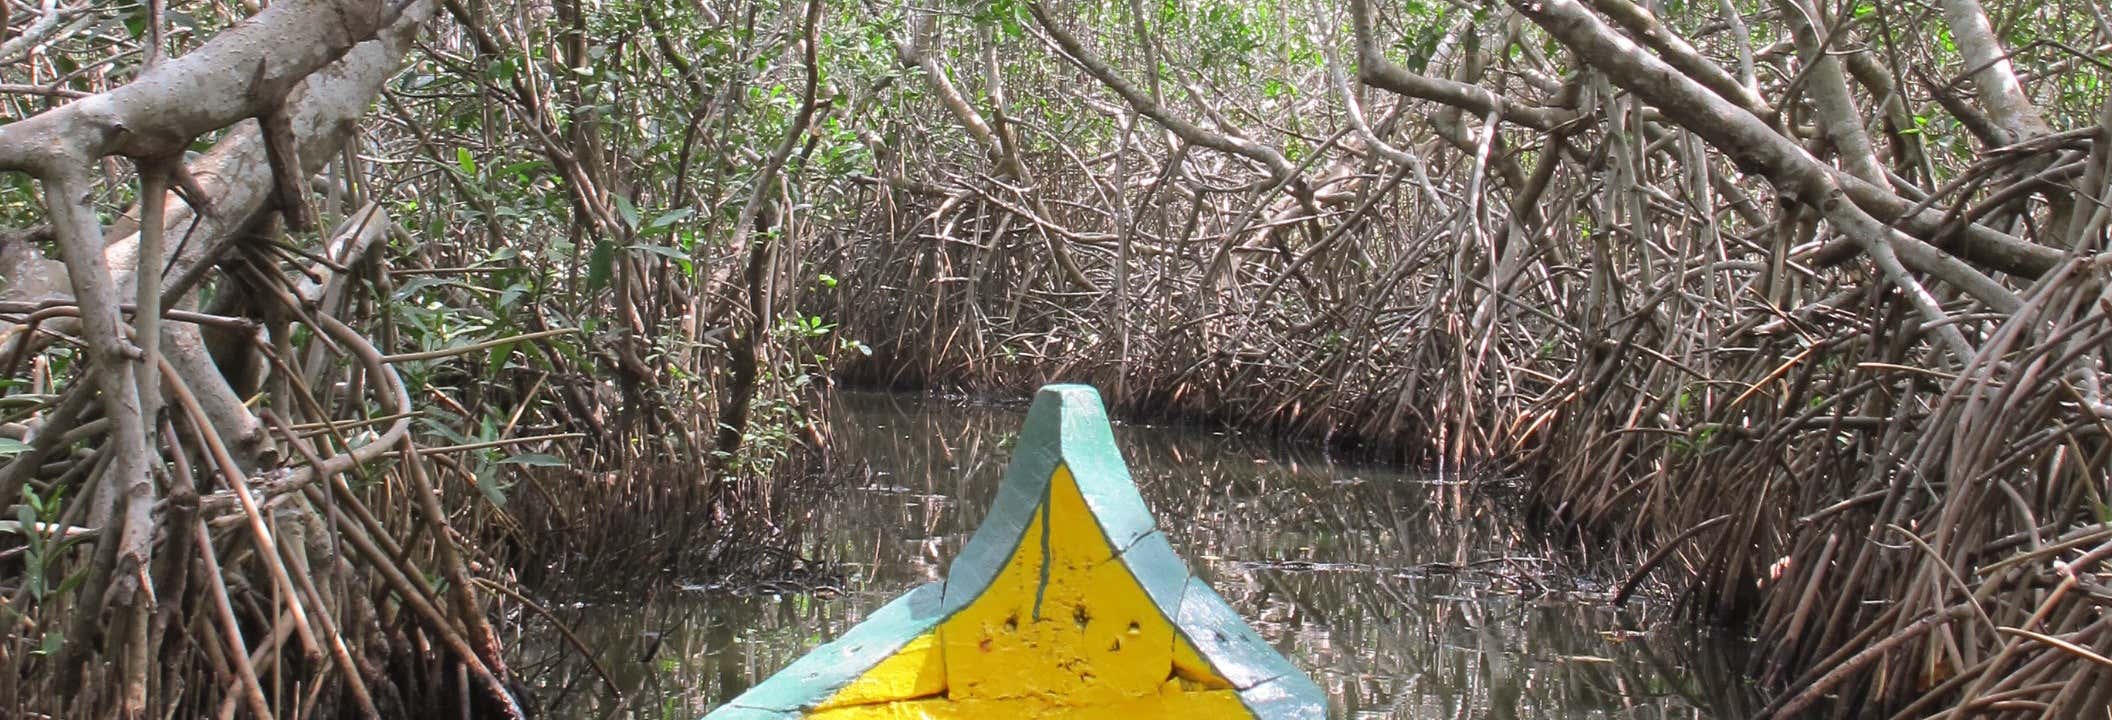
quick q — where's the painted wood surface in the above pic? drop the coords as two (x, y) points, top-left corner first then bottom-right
(702, 385), (1326, 719)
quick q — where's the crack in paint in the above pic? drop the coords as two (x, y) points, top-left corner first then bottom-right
(1242, 672), (1290, 691)
(1111, 526), (1155, 557)
(1031, 468), (1055, 621)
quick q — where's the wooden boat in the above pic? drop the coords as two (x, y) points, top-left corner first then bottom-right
(703, 385), (1326, 719)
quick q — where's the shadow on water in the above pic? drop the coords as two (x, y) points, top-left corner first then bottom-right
(511, 392), (1759, 718)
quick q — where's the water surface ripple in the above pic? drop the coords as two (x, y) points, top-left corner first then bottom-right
(517, 392), (1754, 718)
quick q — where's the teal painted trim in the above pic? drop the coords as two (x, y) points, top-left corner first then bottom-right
(705, 582), (945, 717)
(1238, 675), (1331, 720)
(1176, 576), (1328, 717)
(951, 385), (1187, 609)
(1016, 386), (1325, 717)
(702, 384), (1328, 718)
(937, 386), (1067, 614)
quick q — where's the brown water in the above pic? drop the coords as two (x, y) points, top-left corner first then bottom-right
(511, 392), (1755, 718)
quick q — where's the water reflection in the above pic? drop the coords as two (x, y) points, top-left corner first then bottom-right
(512, 392), (1755, 718)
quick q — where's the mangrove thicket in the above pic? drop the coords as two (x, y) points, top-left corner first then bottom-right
(1, 0), (2108, 716)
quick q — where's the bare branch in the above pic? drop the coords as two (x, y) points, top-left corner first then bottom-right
(1027, 1), (1302, 191)
(1350, 0), (1577, 132)
(0, 0), (402, 171)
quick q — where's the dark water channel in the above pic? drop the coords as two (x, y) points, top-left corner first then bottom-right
(514, 392), (1755, 718)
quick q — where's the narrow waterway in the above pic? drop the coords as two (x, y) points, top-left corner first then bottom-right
(514, 392), (1755, 718)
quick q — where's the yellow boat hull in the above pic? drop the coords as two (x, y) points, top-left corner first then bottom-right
(703, 385), (1326, 719)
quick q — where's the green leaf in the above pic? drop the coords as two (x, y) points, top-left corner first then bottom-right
(498, 453), (566, 467)
(497, 284), (526, 311)
(474, 467), (509, 507)
(53, 567), (88, 597)
(648, 208), (694, 229)
(0, 438), (29, 456)
(394, 276), (462, 301)
(614, 195), (640, 230)
(500, 160), (548, 179)
(588, 241), (616, 291)
(485, 341), (516, 378)
(455, 147), (477, 176)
